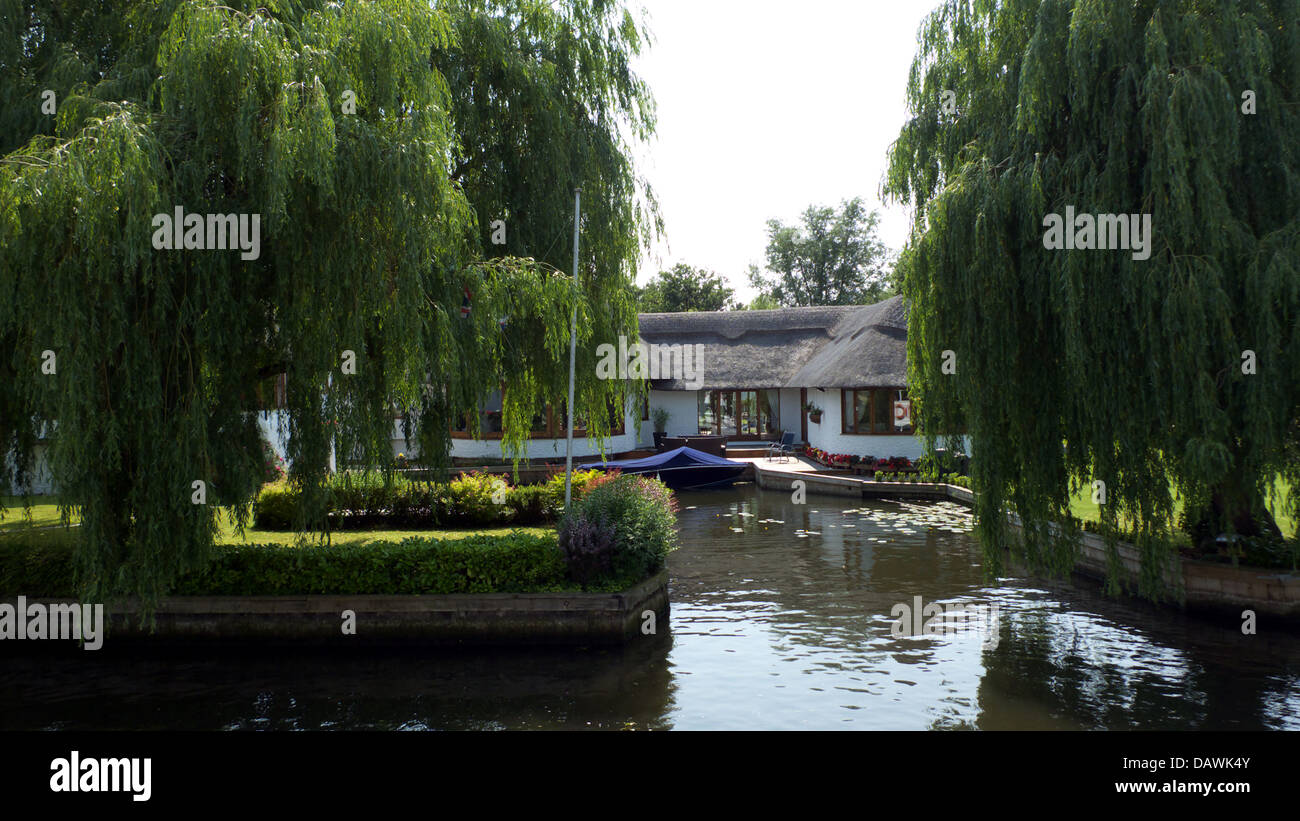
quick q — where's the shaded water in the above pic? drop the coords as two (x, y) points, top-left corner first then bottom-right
(2, 485), (1297, 730)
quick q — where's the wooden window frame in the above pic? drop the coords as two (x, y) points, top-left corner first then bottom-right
(696, 388), (782, 440)
(248, 372), (287, 411)
(840, 387), (913, 436)
(450, 392), (625, 440)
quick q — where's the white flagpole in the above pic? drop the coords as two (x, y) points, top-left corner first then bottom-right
(564, 188), (581, 510)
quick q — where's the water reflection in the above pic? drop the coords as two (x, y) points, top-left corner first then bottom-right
(1, 484), (1296, 730)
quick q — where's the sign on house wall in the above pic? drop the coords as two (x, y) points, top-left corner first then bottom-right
(894, 400), (911, 428)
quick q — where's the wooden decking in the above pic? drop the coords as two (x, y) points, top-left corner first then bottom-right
(733, 456), (973, 502)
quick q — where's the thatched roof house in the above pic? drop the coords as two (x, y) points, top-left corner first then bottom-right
(637, 295), (908, 390)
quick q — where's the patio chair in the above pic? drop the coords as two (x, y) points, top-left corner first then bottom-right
(766, 431), (796, 463)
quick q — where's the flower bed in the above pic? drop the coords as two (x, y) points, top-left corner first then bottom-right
(804, 450), (915, 473)
(1, 474), (681, 597)
(254, 469), (606, 530)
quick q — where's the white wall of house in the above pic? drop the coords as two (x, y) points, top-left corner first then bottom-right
(392, 403), (641, 463)
(804, 388), (926, 460)
(645, 389), (700, 444)
(258, 410), (335, 471)
(4, 445), (56, 496)
(778, 388), (804, 442)
(444, 427), (639, 462)
(257, 411), (291, 464)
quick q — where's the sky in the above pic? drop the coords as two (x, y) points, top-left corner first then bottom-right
(631, 0), (938, 301)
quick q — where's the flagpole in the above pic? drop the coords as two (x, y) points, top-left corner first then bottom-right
(564, 188), (581, 511)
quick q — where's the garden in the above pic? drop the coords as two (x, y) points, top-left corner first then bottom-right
(0, 470), (680, 599)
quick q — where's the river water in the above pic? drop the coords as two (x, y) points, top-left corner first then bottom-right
(2, 485), (1298, 730)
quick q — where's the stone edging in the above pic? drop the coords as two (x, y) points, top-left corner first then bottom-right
(752, 461), (1299, 619)
(4, 569), (670, 647)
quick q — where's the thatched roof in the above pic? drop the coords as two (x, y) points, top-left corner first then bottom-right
(637, 295), (908, 390)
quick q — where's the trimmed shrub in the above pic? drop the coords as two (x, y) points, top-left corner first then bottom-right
(561, 474), (677, 586)
(0, 531), (570, 596)
(0, 532), (77, 597)
(253, 482), (299, 529)
(505, 484), (553, 523)
(557, 513), (616, 585)
(541, 469), (604, 511)
(447, 472), (510, 526)
(171, 532), (566, 595)
(252, 469), (604, 531)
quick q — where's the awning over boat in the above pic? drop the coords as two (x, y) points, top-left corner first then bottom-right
(596, 446), (745, 472)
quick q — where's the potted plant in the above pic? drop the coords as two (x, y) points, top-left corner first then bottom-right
(804, 401), (823, 424)
(651, 407), (671, 450)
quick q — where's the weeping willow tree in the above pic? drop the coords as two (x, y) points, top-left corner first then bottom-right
(885, 0), (1300, 598)
(429, 0), (659, 460)
(0, 0), (656, 609)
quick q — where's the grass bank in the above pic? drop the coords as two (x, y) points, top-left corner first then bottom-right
(1067, 478), (1296, 540)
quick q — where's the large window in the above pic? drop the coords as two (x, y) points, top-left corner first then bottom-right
(697, 389), (781, 438)
(841, 388), (912, 435)
(452, 390), (625, 439)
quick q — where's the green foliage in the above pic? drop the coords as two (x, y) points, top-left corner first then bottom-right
(260, 439), (287, 485)
(447, 472), (509, 525)
(0, 531), (78, 598)
(540, 468), (604, 511)
(504, 484), (551, 524)
(0, 0), (655, 609)
(253, 483), (301, 531)
(651, 406), (671, 432)
(748, 198), (894, 307)
(884, 0), (1300, 597)
(556, 513), (615, 586)
(0, 530), (570, 596)
(638, 263), (736, 312)
(733, 288), (781, 311)
(253, 468), (608, 530)
(561, 473), (678, 585)
(171, 532), (567, 595)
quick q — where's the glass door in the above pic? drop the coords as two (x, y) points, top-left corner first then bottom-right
(738, 391), (759, 437)
(719, 391), (737, 437)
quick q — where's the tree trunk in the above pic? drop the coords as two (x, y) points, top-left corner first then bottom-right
(1189, 470), (1283, 553)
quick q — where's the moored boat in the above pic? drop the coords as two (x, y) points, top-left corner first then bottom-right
(593, 446), (747, 490)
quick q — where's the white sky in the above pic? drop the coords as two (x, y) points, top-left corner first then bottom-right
(631, 0), (938, 300)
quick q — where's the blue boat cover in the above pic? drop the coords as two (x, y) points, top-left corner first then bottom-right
(596, 446), (744, 471)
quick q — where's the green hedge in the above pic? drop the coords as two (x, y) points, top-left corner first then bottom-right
(0, 530), (579, 596)
(255, 469), (604, 531)
(0, 472), (681, 597)
(559, 474), (678, 588)
(0, 533), (77, 598)
(171, 532), (568, 595)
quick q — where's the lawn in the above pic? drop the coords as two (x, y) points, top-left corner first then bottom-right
(0, 497), (550, 545)
(214, 520), (551, 546)
(0, 496), (67, 530)
(1067, 478), (1296, 539)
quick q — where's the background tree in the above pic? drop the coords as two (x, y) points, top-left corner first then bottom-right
(0, 0), (656, 609)
(734, 287), (781, 311)
(885, 0), (1300, 597)
(748, 197), (892, 307)
(637, 262), (735, 312)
